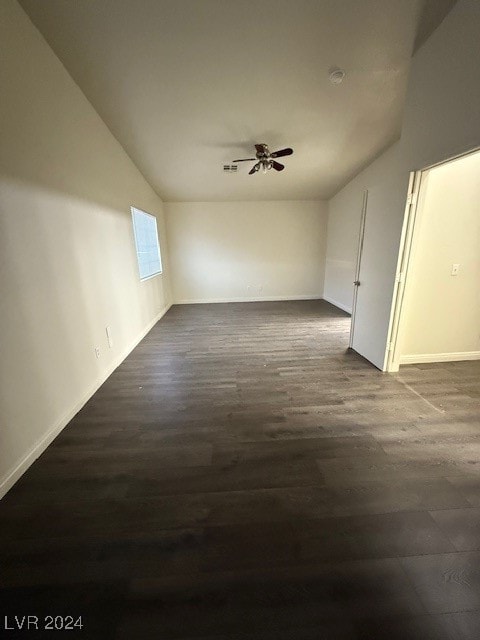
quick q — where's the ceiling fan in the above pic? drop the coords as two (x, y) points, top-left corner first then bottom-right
(233, 143), (293, 175)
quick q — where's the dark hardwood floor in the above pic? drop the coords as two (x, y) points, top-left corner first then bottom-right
(1, 300), (480, 639)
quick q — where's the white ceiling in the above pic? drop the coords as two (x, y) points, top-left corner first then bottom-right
(19, 0), (455, 202)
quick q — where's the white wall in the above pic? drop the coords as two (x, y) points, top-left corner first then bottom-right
(323, 0), (480, 369)
(165, 201), (328, 303)
(399, 151), (480, 362)
(0, 0), (172, 496)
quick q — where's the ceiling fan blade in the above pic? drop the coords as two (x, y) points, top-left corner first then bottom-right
(248, 162), (260, 175)
(232, 158), (256, 162)
(255, 144), (267, 155)
(271, 147), (293, 158)
(272, 160), (285, 171)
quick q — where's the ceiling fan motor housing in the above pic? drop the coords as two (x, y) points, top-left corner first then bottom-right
(255, 144), (270, 159)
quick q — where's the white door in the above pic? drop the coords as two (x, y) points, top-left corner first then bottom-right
(349, 172), (420, 370)
(384, 171), (422, 371)
(349, 190), (368, 348)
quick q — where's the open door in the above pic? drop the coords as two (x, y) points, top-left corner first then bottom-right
(349, 190), (368, 349)
(384, 171), (422, 372)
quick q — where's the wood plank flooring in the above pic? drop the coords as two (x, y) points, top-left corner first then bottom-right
(1, 300), (480, 639)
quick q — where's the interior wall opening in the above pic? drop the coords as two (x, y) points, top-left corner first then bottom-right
(387, 147), (480, 371)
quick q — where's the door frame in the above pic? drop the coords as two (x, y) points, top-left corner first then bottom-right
(384, 171), (422, 372)
(384, 145), (480, 372)
(349, 190), (368, 349)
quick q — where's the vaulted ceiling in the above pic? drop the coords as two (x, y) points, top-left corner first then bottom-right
(20, 0), (456, 202)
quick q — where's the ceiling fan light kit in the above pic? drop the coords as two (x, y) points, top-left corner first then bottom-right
(232, 143), (294, 176)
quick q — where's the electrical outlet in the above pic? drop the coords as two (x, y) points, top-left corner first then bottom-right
(106, 325), (113, 348)
(451, 263), (460, 276)
(94, 347), (100, 359)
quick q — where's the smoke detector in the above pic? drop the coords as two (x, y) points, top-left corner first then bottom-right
(329, 68), (346, 85)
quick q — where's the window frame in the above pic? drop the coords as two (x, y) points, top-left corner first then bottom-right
(130, 206), (163, 281)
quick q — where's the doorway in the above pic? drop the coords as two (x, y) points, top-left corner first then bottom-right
(385, 147), (480, 372)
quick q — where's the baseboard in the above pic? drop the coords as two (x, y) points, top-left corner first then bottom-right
(400, 351), (480, 365)
(174, 295), (323, 304)
(322, 295), (352, 315)
(0, 302), (172, 500)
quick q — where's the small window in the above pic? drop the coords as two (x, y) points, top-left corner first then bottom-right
(131, 206), (163, 280)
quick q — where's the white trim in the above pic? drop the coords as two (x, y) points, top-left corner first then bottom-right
(174, 295), (323, 304)
(421, 144), (480, 172)
(140, 271), (163, 282)
(400, 351), (480, 365)
(322, 295), (352, 315)
(384, 171), (422, 372)
(0, 303), (172, 500)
